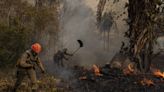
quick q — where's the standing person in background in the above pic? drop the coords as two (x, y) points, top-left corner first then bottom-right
(53, 48), (73, 67)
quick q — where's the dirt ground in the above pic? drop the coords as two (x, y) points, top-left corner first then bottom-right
(0, 54), (163, 92)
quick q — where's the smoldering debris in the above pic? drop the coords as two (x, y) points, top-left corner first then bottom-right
(49, 60), (164, 92)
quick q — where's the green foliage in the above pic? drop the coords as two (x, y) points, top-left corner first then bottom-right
(0, 0), (59, 68)
(0, 24), (31, 67)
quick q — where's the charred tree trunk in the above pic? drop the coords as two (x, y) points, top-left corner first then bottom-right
(97, 0), (107, 50)
(97, 0), (106, 26)
(126, 0), (158, 72)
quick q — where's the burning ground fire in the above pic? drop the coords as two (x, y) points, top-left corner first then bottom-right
(1, 63), (163, 92)
(92, 64), (103, 76)
(75, 63), (164, 92)
(140, 78), (154, 86)
(78, 63), (164, 80)
(152, 69), (164, 78)
(140, 68), (164, 87)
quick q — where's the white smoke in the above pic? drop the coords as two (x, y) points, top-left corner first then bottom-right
(58, 0), (128, 67)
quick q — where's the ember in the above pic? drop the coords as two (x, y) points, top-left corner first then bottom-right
(140, 78), (154, 86)
(123, 63), (135, 75)
(153, 69), (164, 78)
(92, 64), (102, 76)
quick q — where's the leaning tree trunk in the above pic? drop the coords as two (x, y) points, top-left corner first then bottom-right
(126, 0), (159, 72)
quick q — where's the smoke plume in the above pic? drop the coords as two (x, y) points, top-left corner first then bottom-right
(58, 0), (128, 67)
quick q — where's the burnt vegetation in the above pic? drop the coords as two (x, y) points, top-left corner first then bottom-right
(71, 64), (164, 92)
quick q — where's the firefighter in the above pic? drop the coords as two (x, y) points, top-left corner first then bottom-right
(13, 43), (45, 92)
(53, 48), (73, 67)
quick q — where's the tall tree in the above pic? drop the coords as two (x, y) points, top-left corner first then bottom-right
(126, 0), (163, 72)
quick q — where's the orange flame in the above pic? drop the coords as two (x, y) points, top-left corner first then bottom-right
(92, 64), (102, 76)
(153, 69), (164, 78)
(140, 78), (154, 86)
(123, 64), (134, 75)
